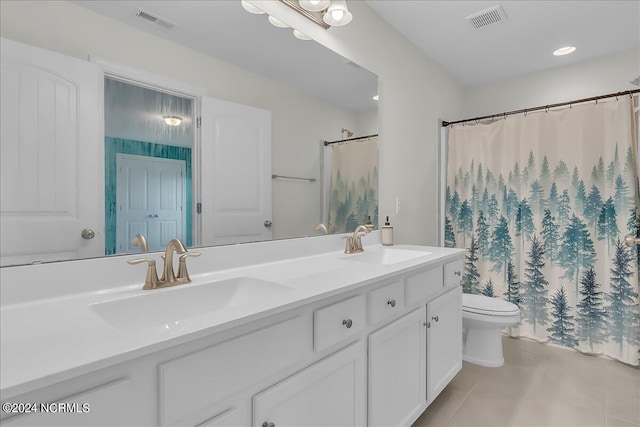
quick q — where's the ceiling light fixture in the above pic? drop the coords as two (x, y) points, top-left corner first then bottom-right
(163, 115), (182, 126)
(293, 29), (312, 40)
(323, 0), (352, 26)
(268, 15), (290, 28)
(299, 0), (331, 12)
(241, 0), (265, 15)
(553, 46), (576, 56)
(372, 95), (379, 101)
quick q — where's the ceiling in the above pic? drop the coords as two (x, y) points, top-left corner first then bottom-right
(365, 1), (640, 87)
(74, 1), (378, 112)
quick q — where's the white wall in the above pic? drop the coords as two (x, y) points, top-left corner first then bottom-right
(464, 48), (639, 118)
(256, 1), (466, 245)
(0, 0), (371, 241)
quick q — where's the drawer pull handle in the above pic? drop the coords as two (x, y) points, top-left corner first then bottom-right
(342, 319), (353, 329)
(432, 315), (439, 322)
(387, 299), (396, 308)
(262, 423), (275, 427)
(454, 271), (461, 276)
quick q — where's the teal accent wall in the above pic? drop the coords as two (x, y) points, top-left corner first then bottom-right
(105, 137), (192, 255)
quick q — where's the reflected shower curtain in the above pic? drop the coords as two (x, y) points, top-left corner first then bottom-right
(446, 97), (640, 365)
(328, 137), (379, 233)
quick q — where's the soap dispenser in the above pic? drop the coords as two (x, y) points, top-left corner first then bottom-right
(365, 215), (375, 232)
(382, 216), (394, 246)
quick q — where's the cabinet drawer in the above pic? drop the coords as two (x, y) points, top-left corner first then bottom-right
(444, 259), (464, 288)
(314, 295), (365, 352)
(368, 280), (404, 324)
(159, 315), (311, 426)
(405, 266), (443, 305)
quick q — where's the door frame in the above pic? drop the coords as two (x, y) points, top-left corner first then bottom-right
(90, 56), (207, 247)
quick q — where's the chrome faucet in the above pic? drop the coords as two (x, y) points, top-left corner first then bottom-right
(128, 239), (200, 290)
(344, 225), (370, 254)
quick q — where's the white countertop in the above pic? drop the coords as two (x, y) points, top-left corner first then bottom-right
(0, 234), (463, 399)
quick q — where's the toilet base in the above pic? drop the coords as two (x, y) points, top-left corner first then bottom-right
(462, 326), (505, 367)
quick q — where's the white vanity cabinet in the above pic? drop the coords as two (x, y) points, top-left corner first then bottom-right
(253, 341), (366, 427)
(368, 306), (426, 427)
(426, 286), (462, 404)
(1, 245), (464, 427)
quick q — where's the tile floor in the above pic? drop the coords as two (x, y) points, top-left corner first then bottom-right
(413, 336), (640, 427)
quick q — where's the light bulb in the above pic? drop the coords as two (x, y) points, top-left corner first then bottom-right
(299, 0), (330, 12)
(553, 46), (576, 56)
(293, 29), (312, 40)
(331, 9), (344, 21)
(323, 0), (352, 26)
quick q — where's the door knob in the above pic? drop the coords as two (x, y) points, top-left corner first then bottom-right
(81, 228), (95, 240)
(342, 319), (353, 328)
(624, 235), (640, 247)
(264, 220), (273, 228)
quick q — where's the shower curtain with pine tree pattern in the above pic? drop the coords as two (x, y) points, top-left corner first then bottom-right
(446, 97), (640, 366)
(328, 137), (379, 233)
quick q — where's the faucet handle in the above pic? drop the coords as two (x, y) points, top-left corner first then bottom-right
(344, 236), (355, 254)
(127, 258), (160, 290)
(177, 252), (201, 282)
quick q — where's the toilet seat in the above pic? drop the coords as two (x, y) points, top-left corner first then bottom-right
(462, 294), (519, 316)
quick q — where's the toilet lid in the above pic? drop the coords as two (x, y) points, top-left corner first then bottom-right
(462, 293), (520, 316)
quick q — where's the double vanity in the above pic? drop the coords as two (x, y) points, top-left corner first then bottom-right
(0, 232), (464, 427)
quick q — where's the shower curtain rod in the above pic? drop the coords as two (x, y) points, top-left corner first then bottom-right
(324, 133), (378, 146)
(441, 89), (640, 127)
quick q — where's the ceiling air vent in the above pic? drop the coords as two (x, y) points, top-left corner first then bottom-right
(135, 9), (178, 31)
(465, 5), (507, 30)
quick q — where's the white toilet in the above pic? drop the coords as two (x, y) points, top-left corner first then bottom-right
(462, 293), (521, 367)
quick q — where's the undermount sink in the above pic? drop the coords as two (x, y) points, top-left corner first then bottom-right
(342, 247), (432, 265)
(90, 277), (293, 331)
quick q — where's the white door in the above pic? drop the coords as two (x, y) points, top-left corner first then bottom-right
(116, 154), (185, 253)
(427, 286), (462, 404)
(253, 341), (366, 427)
(0, 38), (103, 266)
(200, 97), (272, 246)
(368, 307), (427, 427)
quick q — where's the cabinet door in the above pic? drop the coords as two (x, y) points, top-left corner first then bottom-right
(368, 307), (426, 427)
(427, 286), (462, 404)
(253, 341), (366, 427)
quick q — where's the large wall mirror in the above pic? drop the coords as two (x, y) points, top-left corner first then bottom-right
(0, 0), (378, 267)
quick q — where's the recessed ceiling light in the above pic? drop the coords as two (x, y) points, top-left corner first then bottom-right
(553, 46), (576, 56)
(268, 15), (290, 28)
(372, 95), (379, 101)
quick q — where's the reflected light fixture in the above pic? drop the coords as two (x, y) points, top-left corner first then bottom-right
(241, 0), (265, 14)
(299, 0), (331, 12)
(293, 29), (312, 40)
(372, 94), (379, 101)
(553, 46), (576, 56)
(163, 115), (182, 126)
(323, 0), (352, 26)
(268, 15), (290, 28)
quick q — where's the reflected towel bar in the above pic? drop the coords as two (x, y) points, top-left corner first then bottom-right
(272, 174), (316, 182)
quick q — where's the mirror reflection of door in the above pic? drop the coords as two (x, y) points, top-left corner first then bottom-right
(104, 78), (194, 255)
(115, 154), (186, 253)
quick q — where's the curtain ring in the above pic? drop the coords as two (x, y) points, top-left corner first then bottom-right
(595, 99), (598, 105)
(524, 109), (527, 117)
(545, 106), (549, 113)
(503, 112), (507, 119)
(476, 119), (479, 125)
(569, 103), (572, 109)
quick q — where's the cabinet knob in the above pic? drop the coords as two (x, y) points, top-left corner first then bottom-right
(262, 423), (275, 427)
(342, 319), (353, 329)
(426, 321), (431, 328)
(387, 299), (396, 308)
(454, 271), (461, 276)
(432, 315), (439, 322)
